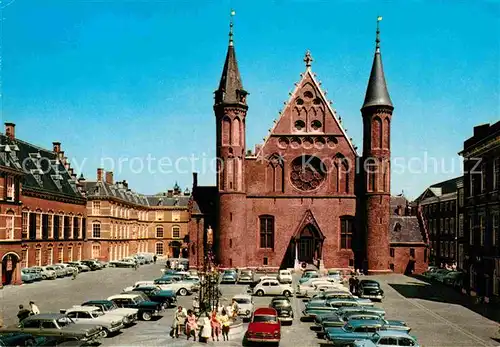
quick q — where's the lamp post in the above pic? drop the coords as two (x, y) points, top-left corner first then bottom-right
(197, 226), (221, 317)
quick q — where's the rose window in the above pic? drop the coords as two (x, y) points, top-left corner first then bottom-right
(290, 155), (327, 191)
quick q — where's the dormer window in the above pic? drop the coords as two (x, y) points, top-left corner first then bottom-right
(6, 176), (14, 201)
(394, 222), (402, 232)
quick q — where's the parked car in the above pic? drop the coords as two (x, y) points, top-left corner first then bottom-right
(253, 279), (294, 297)
(23, 268), (43, 281)
(298, 280), (347, 298)
(237, 269), (254, 284)
(45, 265), (66, 278)
(107, 294), (163, 321)
(21, 269), (36, 284)
(317, 312), (409, 337)
(109, 259), (136, 268)
(232, 294), (254, 321)
(153, 278), (194, 296)
(32, 266), (57, 280)
(306, 290), (374, 307)
(327, 270), (343, 283)
(248, 275), (279, 291)
(80, 260), (102, 271)
(220, 269), (238, 284)
(0, 313), (104, 343)
(353, 330), (420, 347)
(325, 319), (390, 345)
(245, 308), (280, 344)
(0, 333), (85, 347)
(67, 262), (90, 272)
(443, 271), (464, 287)
(125, 285), (177, 308)
(80, 300), (138, 326)
(269, 296), (294, 325)
(54, 264), (77, 276)
(62, 306), (124, 338)
(277, 270), (293, 284)
(298, 271), (320, 284)
(358, 280), (384, 301)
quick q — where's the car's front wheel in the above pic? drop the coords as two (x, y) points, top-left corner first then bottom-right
(101, 328), (109, 338)
(142, 311), (152, 321)
(178, 288), (188, 296)
(283, 290), (291, 297)
(256, 290), (264, 296)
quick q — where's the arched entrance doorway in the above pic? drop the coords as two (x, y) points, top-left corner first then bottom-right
(2, 252), (20, 285)
(294, 224), (323, 264)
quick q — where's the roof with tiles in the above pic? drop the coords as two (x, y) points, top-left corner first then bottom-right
(415, 176), (461, 203)
(82, 179), (191, 208)
(0, 132), (84, 201)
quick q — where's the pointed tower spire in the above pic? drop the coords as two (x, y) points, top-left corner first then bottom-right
(362, 16), (393, 109)
(214, 9), (248, 106)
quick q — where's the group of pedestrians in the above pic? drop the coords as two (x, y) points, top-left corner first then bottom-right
(16, 301), (40, 323)
(348, 275), (360, 295)
(170, 302), (235, 343)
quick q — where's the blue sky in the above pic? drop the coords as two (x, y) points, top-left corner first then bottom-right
(2, 0), (499, 199)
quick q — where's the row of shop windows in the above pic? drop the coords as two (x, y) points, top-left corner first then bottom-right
(21, 246), (83, 268)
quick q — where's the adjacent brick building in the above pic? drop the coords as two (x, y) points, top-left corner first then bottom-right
(415, 177), (462, 267)
(82, 170), (191, 262)
(0, 123), (87, 286)
(189, 21), (428, 274)
(459, 121), (500, 302)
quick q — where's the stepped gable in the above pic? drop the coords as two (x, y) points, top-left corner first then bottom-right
(0, 133), (84, 200)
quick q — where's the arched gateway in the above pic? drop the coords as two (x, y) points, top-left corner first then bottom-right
(1, 252), (20, 286)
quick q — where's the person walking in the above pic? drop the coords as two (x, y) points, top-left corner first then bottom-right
(17, 305), (31, 323)
(199, 313), (211, 343)
(153, 255), (157, 264)
(185, 309), (198, 341)
(172, 306), (186, 338)
(166, 260), (171, 269)
(72, 270), (77, 280)
(348, 275), (355, 294)
(134, 261), (138, 270)
(29, 301), (40, 315)
(353, 276), (360, 296)
(230, 299), (239, 319)
(210, 309), (221, 341)
(219, 309), (230, 341)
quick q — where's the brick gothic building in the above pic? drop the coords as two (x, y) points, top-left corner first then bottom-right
(0, 123), (87, 286)
(459, 121), (500, 302)
(189, 21), (427, 273)
(82, 169), (191, 261)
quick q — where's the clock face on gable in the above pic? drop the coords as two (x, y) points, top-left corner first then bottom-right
(290, 155), (327, 191)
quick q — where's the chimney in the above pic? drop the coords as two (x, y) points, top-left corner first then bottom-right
(105, 171), (114, 184)
(97, 168), (104, 182)
(167, 190), (173, 198)
(4, 123), (15, 140)
(52, 142), (61, 153)
(192, 172), (198, 188)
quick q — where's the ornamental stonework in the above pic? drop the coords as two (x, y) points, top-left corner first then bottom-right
(290, 155), (327, 191)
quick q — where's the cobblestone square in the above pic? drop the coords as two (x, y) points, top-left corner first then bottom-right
(1, 264), (499, 347)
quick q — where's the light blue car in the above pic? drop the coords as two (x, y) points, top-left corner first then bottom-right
(353, 330), (420, 347)
(21, 269), (35, 283)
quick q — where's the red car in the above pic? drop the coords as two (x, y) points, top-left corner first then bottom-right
(245, 307), (281, 345)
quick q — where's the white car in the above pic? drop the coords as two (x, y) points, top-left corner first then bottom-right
(80, 300), (138, 326)
(231, 294), (254, 321)
(277, 270), (293, 284)
(63, 306), (124, 337)
(32, 266), (57, 280)
(297, 279), (345, 297)
(54, 263), (77, 276)
(123, 282), (174, 293)
(253, 279), (294, 297)
(153, 277), (195, 296)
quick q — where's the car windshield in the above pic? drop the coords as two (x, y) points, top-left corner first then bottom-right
(272, 299), (290, 306)
(253, 315), (277, 323)
(133, 297), (145, 304)
(234, 298), (251, 304)
(57, 317), (74, 327)
(241, 271), (252, 276)
(362, 282), (379, 287)
(109, 302), (119, 310)
(91, 311), (105, 317)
